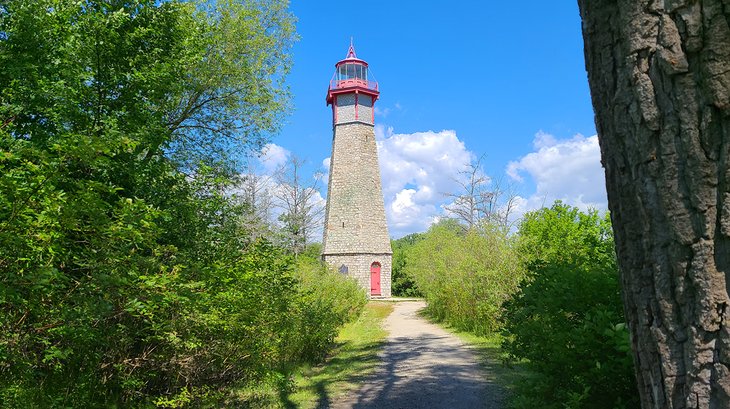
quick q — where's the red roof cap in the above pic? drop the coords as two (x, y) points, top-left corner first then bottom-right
(336, 39), (368, 67)
(346, 37), (357, 59)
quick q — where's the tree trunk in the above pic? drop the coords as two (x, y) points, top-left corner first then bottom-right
(577, 1), (730, 408)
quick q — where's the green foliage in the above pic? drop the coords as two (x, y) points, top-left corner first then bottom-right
(242, 302), (392, 408)
(517, 201), (616, 270)
(501, 202), (638, 409)
(405, 220), (524, 335)
(0, 1), (364, 407)
(299, 242), (323, 260)
(286, 256), (367, 364)
(390, 233), (424, 297)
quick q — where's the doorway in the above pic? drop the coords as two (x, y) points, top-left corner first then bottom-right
(370, 262), (381, 296)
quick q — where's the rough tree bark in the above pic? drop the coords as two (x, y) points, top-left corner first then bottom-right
(577, 1), (730, 408)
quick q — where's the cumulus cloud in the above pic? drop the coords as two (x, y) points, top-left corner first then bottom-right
(389, 189), (439, 233)
(507, 131), (607, 215)
(374, 125), (475, 237)
(259, 143), (290, 173)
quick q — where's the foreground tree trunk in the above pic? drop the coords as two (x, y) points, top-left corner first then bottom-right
(578, 1), (730, 408)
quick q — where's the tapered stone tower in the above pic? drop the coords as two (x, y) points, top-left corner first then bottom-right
(322, 42), (392, 298)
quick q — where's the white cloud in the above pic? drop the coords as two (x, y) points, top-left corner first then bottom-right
(532, 130), (558, 149)
(374, 125), (475, 238)
(388, 189), (439, 233)
(259, 143), (290, 173)
(507, 131), (607, 216)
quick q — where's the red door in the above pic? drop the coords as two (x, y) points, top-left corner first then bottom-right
(370, 262), (381, 296)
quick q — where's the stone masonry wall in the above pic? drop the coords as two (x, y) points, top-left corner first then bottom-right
(334, 93), (374, 125)
(322, 121), (391, 255)
(323, 95), (392, 297)
(335, 94), (356, 123)
(358, 95), (373, 124)
(323, 253), (392, 298)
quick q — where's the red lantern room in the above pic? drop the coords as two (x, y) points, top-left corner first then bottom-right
(326, 41), (379, 125)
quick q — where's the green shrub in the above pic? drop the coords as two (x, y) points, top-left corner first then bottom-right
(501, 202), (638, 409)
(0, 160), (366, 407)
(286, 256), (367, 363)
(405, 220), (524, 335)
(391, 233), (424, 297)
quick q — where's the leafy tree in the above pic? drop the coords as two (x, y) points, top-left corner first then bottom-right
(391, 233), (425, 297)
(406, 219), (523, 335)
(502, 202), (638, 408)
(0, 0), (367, 407)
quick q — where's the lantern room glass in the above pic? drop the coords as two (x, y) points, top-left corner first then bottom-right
(337, 63), (368, 82)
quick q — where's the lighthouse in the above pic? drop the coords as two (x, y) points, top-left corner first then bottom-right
(322, 42), (392, 298)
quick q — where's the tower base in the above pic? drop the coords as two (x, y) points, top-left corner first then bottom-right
(323, 253), (392, 298)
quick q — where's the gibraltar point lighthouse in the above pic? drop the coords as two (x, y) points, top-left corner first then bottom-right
(322, 42), (392, 298)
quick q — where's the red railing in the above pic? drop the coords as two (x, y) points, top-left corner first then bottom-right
(329, 78), (378, 92)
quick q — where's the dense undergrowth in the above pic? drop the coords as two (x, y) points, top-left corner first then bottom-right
(0, 1), (366, 406)
(501, 204), (638, 408)
(245, 302), (393, 408)
(403, 220), (523, 335)
(395, 203), (639, 409)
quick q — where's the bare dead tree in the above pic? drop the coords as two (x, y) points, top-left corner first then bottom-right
(444, 155), (518, 229)
(274, 155), (325, 255)
(489, 175), (521, 227)
(232, 157), (278, 241)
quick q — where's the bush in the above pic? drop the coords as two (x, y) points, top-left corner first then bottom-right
(286, 256), (367, 363)
(405, 220), (524, 335)
(391, 233), (424, 297)
(501, 202), (638, 409)
(0, 167), (366, 407)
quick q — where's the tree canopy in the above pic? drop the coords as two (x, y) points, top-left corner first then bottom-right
(0, 1), (367, 407)
(502, 202), (637, 408)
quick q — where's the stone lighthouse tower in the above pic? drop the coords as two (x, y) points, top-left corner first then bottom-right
(322, 42), (392, 298)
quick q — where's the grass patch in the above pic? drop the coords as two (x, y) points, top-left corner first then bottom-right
(234, 301), (393, 408)
(288, 301), (393, 408)
(447, 329), (528, 392)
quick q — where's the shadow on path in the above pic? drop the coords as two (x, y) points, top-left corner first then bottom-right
(331, 302), (504, 409)
(302, 340), (385, 409)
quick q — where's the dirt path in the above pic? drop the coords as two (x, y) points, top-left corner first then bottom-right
(332, 301), (503, 409)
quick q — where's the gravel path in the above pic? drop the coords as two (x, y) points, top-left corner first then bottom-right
(331, 301), (503, 409)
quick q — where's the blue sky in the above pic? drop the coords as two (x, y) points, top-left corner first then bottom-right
(260, 1), (608, 238)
